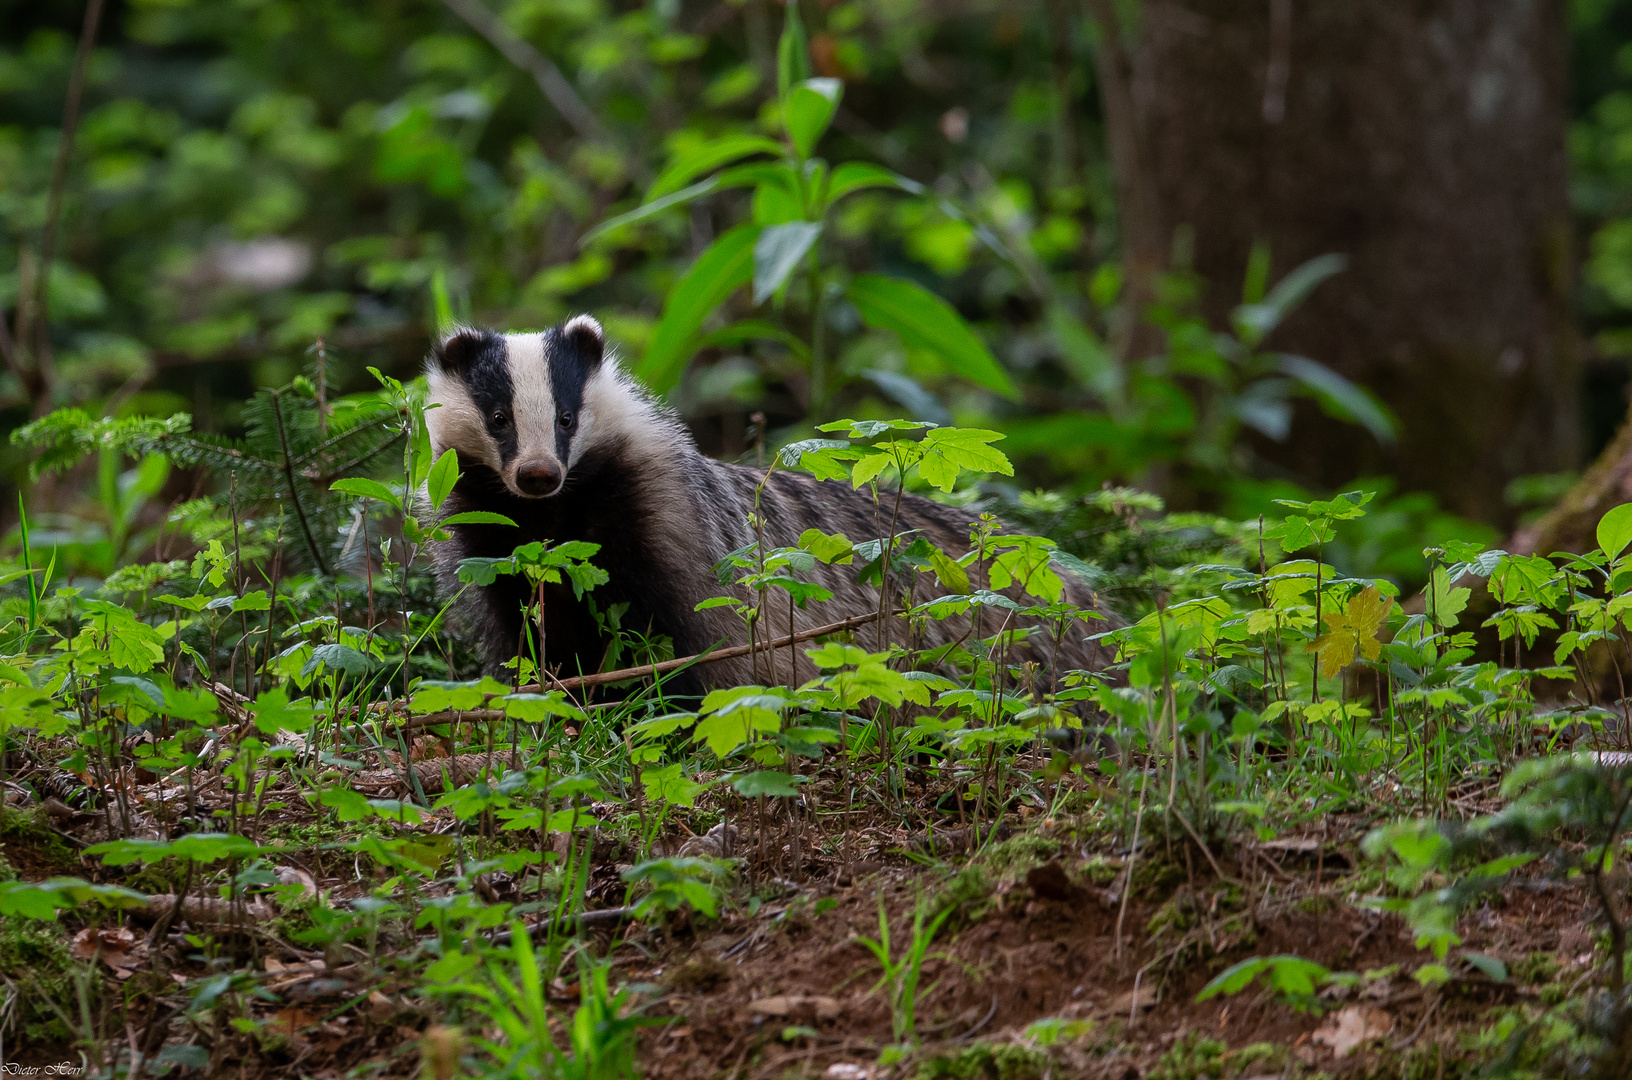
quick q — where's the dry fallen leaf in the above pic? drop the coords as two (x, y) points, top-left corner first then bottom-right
(272, 1007), (319, 1038)
(275, 865), (318, 902)
(1312, 1005), (1394, 1057)
(747, 995), (843, 1021)
(71, 926), (142, 977)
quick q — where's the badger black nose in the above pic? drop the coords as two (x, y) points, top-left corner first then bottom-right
(515, 461), (562, 496)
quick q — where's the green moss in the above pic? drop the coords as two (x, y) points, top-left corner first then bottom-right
(979, 833), (1060, 880)
(1129, 853), (1185, 899)
(1295, 893), (1336, 915)
(0, 805), (77, 873)
(0, 914), (75, 1044)
(1230, 1042), (1288, 1073)
(1081, 856), (1120, 886)
(1510, 951), (1561, 986)
(1147, 1032), (1227, 1080)
(915, 1040), (1051, 1080)
(1146, 893), (1199, 937)
(934, 864), (994, 926)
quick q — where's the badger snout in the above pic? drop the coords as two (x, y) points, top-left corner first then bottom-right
(514, 459), (563, 497)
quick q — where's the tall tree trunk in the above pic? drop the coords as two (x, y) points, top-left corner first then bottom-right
(1127, 0), (1579, 522)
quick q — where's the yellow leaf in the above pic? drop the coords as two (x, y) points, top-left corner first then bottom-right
(1307, 585), (1393, 679)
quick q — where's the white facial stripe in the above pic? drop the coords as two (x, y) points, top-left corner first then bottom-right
(425, 368), (502, 472)
(506, 332), (558, 472)
(576, 364), (636, 465)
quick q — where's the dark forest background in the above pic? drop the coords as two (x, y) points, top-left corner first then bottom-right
(5, 0), (1632, 579)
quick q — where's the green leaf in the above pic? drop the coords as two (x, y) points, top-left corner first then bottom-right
(1232, 253), (1347, 345)
(232, 590), (270, 613)
(846, 275), (1017, 398)
(731, 770), (804, 797)
(785, 78), (841, 159)
(1278, 354), (1396, 445)
(777, 0), (811, 99)
(456, 555), (516, 585)
(580, 176), (720, 246)
(1427, 567), (1471, 628)
(86, 832), (259, 867)
(849, 449), (893, 489)
(639, 224), (760, 392)
(500, 692), (588, 723)
(928, 548), (970, 593)
(0, 878), (148, 920)
(155, 594), (211, 613)
(647, 136), (785, 201)
(440, 511), (517, 527)
(1263, 514), (1330, 552)
(302, 643), (375, 678)
(427, 448), (459, 511)
(319, 787), (373, 822)
(697, 319), (811, 361)
(1196, 956), (1274, 1001)
(642, 762), (705, 808)
(0, 684), (57, 734)
(916, 427), (1013, 491)
(1463, 953), (1507, 982)
(330, 477), (402, 510)
(424, 951), (481, 984)
(108, 623), (166, 674)
(250, 687), (317, 736)
(799, 528), (856, 564)
(412, 677), (508, 714)
(162, 685), (220, 726)
(693, 711), (755, 757)
(753, 222), (821, 304)
(1599, 503), (1632, 560)
(1196, 954), (1331, 1002)
(827, 161), (922, 204)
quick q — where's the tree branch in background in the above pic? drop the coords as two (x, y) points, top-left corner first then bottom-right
(439, 0), (616, 149)
(1083, 0), (1164, 362)
(27, 0), (106, 418)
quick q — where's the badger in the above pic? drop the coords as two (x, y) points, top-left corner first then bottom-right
(424, 316), (1115, 694)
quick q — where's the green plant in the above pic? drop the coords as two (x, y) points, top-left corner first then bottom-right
(592, 2), (1017, 420)
(440, 925), (651, 1080)
(855, 893), (954, 1046)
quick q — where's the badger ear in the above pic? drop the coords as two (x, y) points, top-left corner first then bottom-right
(559, 315), (604, 371)
(430, 328), (494, 377)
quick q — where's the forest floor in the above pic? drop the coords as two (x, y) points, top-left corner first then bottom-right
(0, 749), (1597, 1080)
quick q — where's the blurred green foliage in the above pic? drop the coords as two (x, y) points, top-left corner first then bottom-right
(1, 0), (1557, 584)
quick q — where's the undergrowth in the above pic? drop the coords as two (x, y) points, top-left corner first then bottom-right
(2, 11), (1632, 1080)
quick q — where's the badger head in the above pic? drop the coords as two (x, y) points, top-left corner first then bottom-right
(424, 315), (617, 499)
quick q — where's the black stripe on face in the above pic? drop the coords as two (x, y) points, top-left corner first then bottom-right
(436, 330), (517, 465)
(547, 321), (603, 463)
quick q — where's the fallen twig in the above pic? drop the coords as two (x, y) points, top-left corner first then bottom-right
(488, 905), (639, 946)
(342, 610), (891, 731)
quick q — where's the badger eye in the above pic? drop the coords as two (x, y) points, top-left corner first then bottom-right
(558, 411), (575, 431)
(491, 410), (510, 427)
